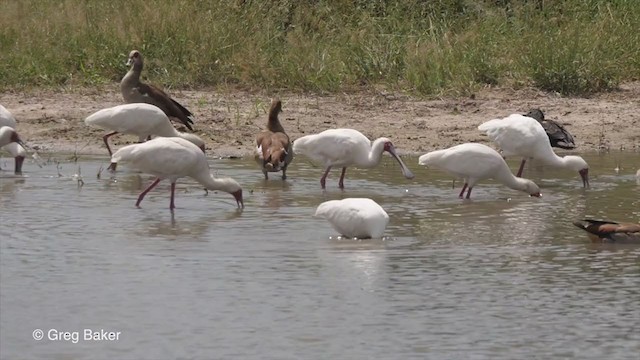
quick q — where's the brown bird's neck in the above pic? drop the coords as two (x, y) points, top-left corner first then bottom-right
(121, 65), (141, 87)
(267, 112), (285, 133)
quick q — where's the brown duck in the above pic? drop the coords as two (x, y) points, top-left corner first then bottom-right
(120, 50), (195, 131)
(255, 99), (293, 180)
(573, 219), (640, 244)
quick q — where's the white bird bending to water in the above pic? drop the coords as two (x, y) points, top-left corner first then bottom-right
(478, 113), (589, 187)
(111, 137), (243, 210)
(292, 128), (414, 189)
(0, 126), (25, 148)
(85, 103), (205, 171)
(418, 143), (541, 199)
(0, 105), (27, 174)
(314, 198), (389, 238)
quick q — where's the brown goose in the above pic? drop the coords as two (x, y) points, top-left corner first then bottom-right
(120, 50), (195, 131)
(255, 99), (293, 180)
(573, 219), (640, 244)
(524, 109), (576, 149)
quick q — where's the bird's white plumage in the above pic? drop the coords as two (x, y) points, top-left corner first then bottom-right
(0, 106), (27, 158)
(292, 128), (413, 188)
(112, 137), (204, 182)
(111, 137), (243, 209)
(478, 114), (552, 158)
(478, 113), (589, 186)
(293, 129), (373, 168)
(85, 103), (204, 148)
(314, 198), (389, 238)
(0, 126), (19, 147)
(418, 143), (541, 196)
(0, 105), (17, 128)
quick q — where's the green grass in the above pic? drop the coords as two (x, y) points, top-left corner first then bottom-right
(1, 0), (638, 95)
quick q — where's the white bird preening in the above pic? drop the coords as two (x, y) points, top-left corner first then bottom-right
(85, 103), (205, 171)
(418, 143), (542, 199)
(0, 105), (27, 174)
(111, 137), (243, 210)
(314, 198), (389, 239)
(292, 128), (414, 189)
(478, 114), (589, 187)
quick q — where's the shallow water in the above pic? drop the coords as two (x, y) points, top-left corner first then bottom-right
(1, 150), (639, 360)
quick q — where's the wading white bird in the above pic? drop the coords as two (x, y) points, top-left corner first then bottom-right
(121, 50), (195, 130)
(478, 113), (589, 187)
(292, 128), (414, 189)
(111, 137), (243, 210)
(573, 219), (640, 244)
(0, 126), (25, 149)
(0, 105), (27, 174)
(85, 103), (205, 171)
(314, 198), (389, 238)
(418, 143), (541, 199)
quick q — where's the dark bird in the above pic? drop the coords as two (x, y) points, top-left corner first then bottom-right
(255, 99), (293, 180)
(573, 219), (640, 243)
(524, 109), (576, 149)
(120, 50), (195, 131)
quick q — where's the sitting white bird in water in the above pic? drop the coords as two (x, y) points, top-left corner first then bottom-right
(111, 137), (243, 210)
(314, 198), (389, 239)
(418, 143), (541, 199)
(478, 113), (589, 187)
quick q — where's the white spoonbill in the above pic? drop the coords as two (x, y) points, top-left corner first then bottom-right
(292, 129), (414, 189)
(111, 137), (243, 210)
(0, 105), (27, 174)
(314, 198), (389, 239)
(418, 143), (541, 199)
(478, 113), (589, 187)
(85, 103), (205, 171)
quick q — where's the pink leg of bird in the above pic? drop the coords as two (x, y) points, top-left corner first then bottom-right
(516, 159), (527, 177)
(458, 183), (468, 198)
(102, 131), (118, 156)
(169, 182), (176, 210)
(338, 167), (347, 189)
(320, 166), (332, 189)
(466, 187), (473, 199)
(136, 178), (162, 208)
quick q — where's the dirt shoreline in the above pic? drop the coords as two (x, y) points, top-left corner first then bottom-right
(2, 83), (639, 158)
